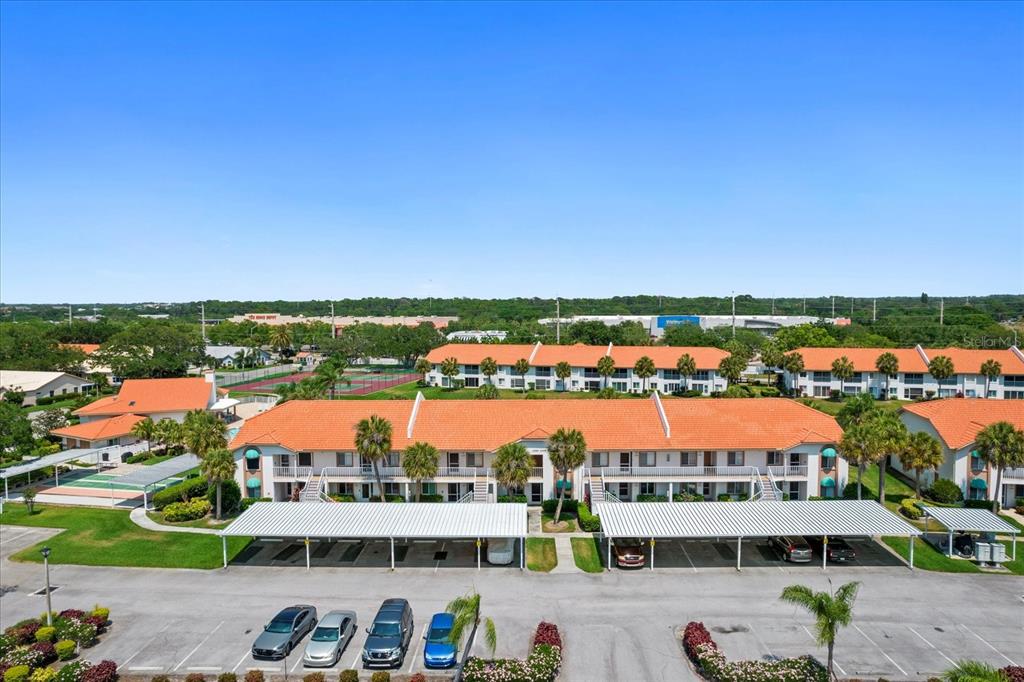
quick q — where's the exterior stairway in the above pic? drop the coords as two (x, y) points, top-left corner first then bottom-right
(589, 477), (605, 505)
(300, 471), (328, 502)
(472, 477), (489, 502)
(756, 473), (780, 501)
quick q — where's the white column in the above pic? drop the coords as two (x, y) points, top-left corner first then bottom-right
(222, 536), (228, 568)
(305, 538), (311, 571)
(736, 537), (742, 571)
(650, 538), (655, 570)
(668, 482), (673, 502)
(1013, 535), (1017, 561)
(390, 537), (395, 571)
(520, 537), (525, 570)
(55, 466), (60, 487)
(948, 530), (953, 558)
(822, 536), (827, 570)
(909, 535), (915, 570)
(143, 488), (148, 510)
(607, 536), (612, 571)
(477, 538), (481, 570)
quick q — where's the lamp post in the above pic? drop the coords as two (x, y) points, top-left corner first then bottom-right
(41, 546), (52, 625)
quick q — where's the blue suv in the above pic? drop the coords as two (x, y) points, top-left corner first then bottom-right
(423, 613), (457, 669)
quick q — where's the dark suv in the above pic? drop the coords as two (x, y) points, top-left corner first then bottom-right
(805, 536), (857, 563)
(362, 599), (414, 668)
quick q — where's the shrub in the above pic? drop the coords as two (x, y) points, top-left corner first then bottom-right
(217, 674), (236, 682)
(497, 495), (528, 503)
(682, 622), (826, 682)
(636, 494), (668, 502)
(577, 503), (601, 532)
(595, 387), (617, 399)
(90, 608), (109, 625)
(524, 391), (545, 400)
(150, 677), (171, 682)
(475, 384), (499, 400)
(152, 477), (209, 510)
(57, 611), (84, 622)
(83, 616), (106, 635)
(462, 643), (561, 682)
(842, 482), (859, 499)
(414, 494), (444, 502)
(367, 495), (405, 503)
(899, 498), (922, 520)
(184, 674), (205, 682)
(541, 499), (577, 515)
(82, 661), (117, 682)
(163, 499), (212, 522)
(717, 493), (733, 502)
(408, 675), (426, 682)
(3, 646), (43, 668)
(243, 672), (263, 682)
(673, 492), (703, 502)
(124, 452), (154, 464)
(1002, 667), (1024, 682)
(3, 666), (29, 682)
(54, 662), (90, 682)
(34, 628), (55, 643)
(32, 641), (56, 664)
(29, 669), (56, 682)
(964, 499), (999, 512)
(54, 641), (76, 662)
(759, 386), (780, 397)
(326, 494), (355, 503)
(55, 621), (95, 648)
(369, 673), (390, 682)
(337, 671), (358, 682)
(532, 622), (562, 649)
(925, 478), (963, 504)
(5, 623), (40, 645)
(207, 479), (242, 515)
(682, 622), (716, 662)
(302, 674), (324, 682)
(241, 497), (272, 510)
(724, 385), (754, 398)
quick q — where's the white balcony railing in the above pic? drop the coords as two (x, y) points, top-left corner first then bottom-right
(272, 466), (312, 479)
(589, 465), (811, 479)
(1003, 468), (1024, 482)
(769, 466), (808, 478)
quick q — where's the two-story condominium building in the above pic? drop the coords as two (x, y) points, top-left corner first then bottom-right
(424, 343), (731, 394)
(783, 346), (1024, 400)
(897, 399), (1024, 507)
(73, 375), (222, 425)
(229, 395), (844, 504)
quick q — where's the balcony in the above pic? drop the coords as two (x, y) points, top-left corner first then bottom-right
(272, 466), (312, 479)
(589, 465), (810, 480)
(1003, 468), (1024, 482)
(769, 466), (808, 478)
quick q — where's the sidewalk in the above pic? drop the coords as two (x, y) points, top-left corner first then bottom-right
(548, 535), (582, 574)
(129, 507), (220, 535)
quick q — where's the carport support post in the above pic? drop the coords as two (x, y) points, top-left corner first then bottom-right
(650, 538), (654, 570)
(606, 535), (612, 571)
(389, 537), (395, 571)
(476, 538), (481, 570)
(54, 466), (59, 487)
(909, 535), (915, 570)
(736, 536), (742, 571)
(305, 538), (310, 571)
(948, 530), (953, 558)
(221, 536), (227, 569)
(142, 487), (148, 511)
(822, 536), (827, 570)
(520, 536), (525, 570)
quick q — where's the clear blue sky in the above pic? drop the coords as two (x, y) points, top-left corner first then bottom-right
(2, 1), (1022, 303)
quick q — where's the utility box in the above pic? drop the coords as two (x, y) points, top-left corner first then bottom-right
(974, 542), (991, 562)
(990, 543), (1007, 563)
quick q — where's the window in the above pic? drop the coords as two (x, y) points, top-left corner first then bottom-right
(464, 377), (480, 388)
(612, 369), (628, 379)
(333, 483), (353, 495)
(789, 481), (800, 499)
(511, 378), (524, 388)
(441, 376), (450, 387)
(812, 371), (831, 383)
(463, 365), (479, 374)
(583, 368), (600, 378)
(361, 483), (372, 500)
(725, 482), (745, 495)
(591, 452), (608, 467)
(535, 379), (550, 390)
(498, 377), (506, 386)
(846, 373), (863, 383)
(903, 387), (924, 399)
(680, 451), (697, 467)
(246, 456), (260, 471)
(767, 451), (782, 467)
(586, 381), (601, 391)
(535, 366), (551, 377)
(1004, 390), (1024, 399)
(821, 454), (835, 471)
(384, 482), (401, 496)
(465, 453), (482, 468)
(727, 451), (744, 466)
(618, 483), (630, 500)
(530, 483), (543, 503)
(662, 370), (681, 380)
(298, 452), (312, 467)
(664, 383), (679, 393)
(447, 484), (461, 502)
(385, 453), (400, 467)
(1004, 375), (1024, 387)
(612, 381), (627, 392)
(639, 482), (656, 496)
(639, 452), (656, 467)
(279, 454), (290, 467)
(813, 385), (831, 398)
(971, 451), (984, 471)
(335, 452), (352, 467)
(693, 370), (710, 381)
(701, 482), (711, 498)
(691, 383), (707, 394)
(631, 382), (640, 390)
(904, 373), (924, 385)
(842, 385), (861, 395)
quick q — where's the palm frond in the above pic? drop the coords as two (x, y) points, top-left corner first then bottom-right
(483, 617), (497, 657)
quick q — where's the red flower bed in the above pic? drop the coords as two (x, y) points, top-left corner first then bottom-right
(83, 660), (118, 682)
(32, 641), (57, 664)
(533, 622), (562, 649)
(682, 622), (717, 662)
(1003, 666), (1024, 682)
(58, 610), (86, 621)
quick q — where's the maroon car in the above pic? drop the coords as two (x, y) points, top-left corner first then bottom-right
(612, 539), (646, 568)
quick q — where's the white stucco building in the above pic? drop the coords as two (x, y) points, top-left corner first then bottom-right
(0, 370), (94, 406)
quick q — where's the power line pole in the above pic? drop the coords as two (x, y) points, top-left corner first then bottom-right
(556, 298), (561, 344)
(771, 297), (775, 315)
(330, 301), (336, 339)
(731, 292), (736, 338)
(802, 298), (806, 314)
(872, 298), (877, 322)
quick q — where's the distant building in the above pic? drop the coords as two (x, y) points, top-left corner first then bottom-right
(74, 375), (223, 424)
(228, 313), (457, 330)
(61, 343), (117, 384)
(205, 344), (272, 368)
(0, 370), (94, 406)
(445, 330), (508, 342)
(537, 314), (850, 339)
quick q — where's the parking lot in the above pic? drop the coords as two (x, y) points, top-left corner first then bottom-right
(232, 538), (521, 570)
(2, 525), (1021, 681)
(614, 537), (906, 570)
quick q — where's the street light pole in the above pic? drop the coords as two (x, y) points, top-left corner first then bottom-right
(41, 546), (52, 624)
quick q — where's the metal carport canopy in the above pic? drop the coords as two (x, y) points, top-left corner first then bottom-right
(219, 501), (528, 539)
(114, 454), (200, 487)
(920, 506), (1018, 535)
(1, 448), (104, 479)
(596, 500), (921, 538)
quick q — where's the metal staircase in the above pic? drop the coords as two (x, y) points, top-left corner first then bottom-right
(589, 477), (605, 505)
(472, 477), (489, 502)
(751, 467), (784, 502)
(300, 470), (329, 502)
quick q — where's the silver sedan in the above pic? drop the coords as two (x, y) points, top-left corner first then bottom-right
(302, 610), (358, 667)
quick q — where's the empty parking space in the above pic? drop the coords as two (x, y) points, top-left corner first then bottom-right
(230, 538), (521, 570)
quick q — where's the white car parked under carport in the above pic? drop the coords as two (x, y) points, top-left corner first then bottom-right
(486, 538), (515, 565)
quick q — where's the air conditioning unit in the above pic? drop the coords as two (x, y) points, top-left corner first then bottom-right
(990, 543), (1008, 563)
(973, 542), (992, 563)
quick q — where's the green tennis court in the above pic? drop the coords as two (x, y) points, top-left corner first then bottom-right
(57, 471), (185, 492)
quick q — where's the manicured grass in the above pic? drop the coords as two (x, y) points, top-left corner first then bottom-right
(541, 512), (577, 532)
(998, 513), (1024, 533)
(571, 537), (603, 573)
(140, 453), (178, 466)
(146, 510), (233, 530)
(23, 398), (83, 413)
(799, 397), (909, 417)
(526, 537), (557, 572)
(849, 463), (919, 511)
(882, 536), (1023, 575)
(1, 504), (250, 569)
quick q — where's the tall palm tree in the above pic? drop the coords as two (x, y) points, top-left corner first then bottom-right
(836, 392), (876, 430)
(868, 411), (908, 504)
(154, 418), (183, 453)
(445, 591), (497, 659)
(875, 352), (899, 400)
(200, 448), (237, 519)
(979, 359), (1002, 399)
(718, 354), (745, 385)
(633, 356), (656, 392)
(314, 357), (350, 399)
(513, 358), (530, 393)
(355, 415), (393, 502)
(759, 340), (783, 374)
(940, 660), (1008, 682)
(130, 417), (156, 452)
(783, 352), (805, 396)
(480, 356), (498, 385)
(975, 421), (1024, 507)
(493, 442), (531, 497)
(555, 361), (571, 392)
(676, 353), (697, 391)
(402, 441), (439, 502)
(779, 580), (860, 681)
(899, 431), (944, 498)
(831, 356), (855, 393)
(547, 427), (587, 523)
(596, 355), (616, 389)
(183, 409), (228, 458)
(269, 325), (293, 354)
(839, 423), (876, 500)
(440, 357), (460, 389)
(414, 357), (432, 379)
(928, 355), (956, 397)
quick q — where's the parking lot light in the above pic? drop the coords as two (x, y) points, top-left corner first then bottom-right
(40, 546), (52, 624)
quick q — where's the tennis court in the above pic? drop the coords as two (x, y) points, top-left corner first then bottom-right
(34, 466), (187, 501)
(229, 367), (419, 395)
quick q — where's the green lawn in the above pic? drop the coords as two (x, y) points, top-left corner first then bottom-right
(140, 453), (178, 466)
(571, 537), (603, 573)
(541, 511), (578, 532)
(799, 397), (909, 417)
(883, 536), (1023, 575)
(1, 505), (249, 569)
(849, 463), (919, 512)
(526, 537), (557, 572)
(23, 398), (83, 413)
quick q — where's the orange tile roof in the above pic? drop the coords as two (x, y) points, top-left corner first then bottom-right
(791, 347), (928, 373)
(50, 414), (146, 441)
(425, 344), (535, 365)
(530, 343), (608, 367)
(229, 397), (841, 452)
(74, 378), (213, 417)
(611, 346), (729, 370)
(901, 399), (1024, 449)
(921, 348), (1024, 375)
(62, 343), (101, 355)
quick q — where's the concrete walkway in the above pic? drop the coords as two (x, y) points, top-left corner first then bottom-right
(548, 535), (582, 574)
(129, 507), (220, 535)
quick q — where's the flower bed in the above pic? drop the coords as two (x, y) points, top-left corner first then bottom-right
(463, 622), (562, 682)
(682, 621), (826, 682)
(0, 607), (114, 682)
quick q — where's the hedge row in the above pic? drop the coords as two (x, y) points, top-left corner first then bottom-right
(577, 503), (601, 532)
(152, 477), (207, 510)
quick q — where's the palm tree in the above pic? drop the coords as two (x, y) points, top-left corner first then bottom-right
(440, 357), (460, 389)
(402, 441), (439, 502)
(547, 427), (587, 523)
(513, 358), (530, 393)
(355, 415), (393, 502)
(779, 580), (860, 681)
(975, 421), (1024, 507)
(928, 355), (956, 397)
(836, 392), (876, 430)
(899, 431), (944, 498)
(831, 356), (855, 394)
(940, 660), (1008, 682)
(183, 409), (228, 458)
(980, 359), (1002, 399)
(760, 340), (783, 374)
(314, 357), (349, 399)
(555, 361), (571, 392)
(875, 352), (899, 400)
(480, 356), (498, 385)
(154, 418), (183, 453)
(445, 591), (497, 659)
(130, 417), (156, 452)
(633, 356), (656, 392)
(868, 411), (908, 504)
(414, 357), (432, 379)
(493, 442), (531, 497)
(839, 423), (876, 500)
(718, 354), (745, 385)
(596, 355), (616, 389)
(200, 448), (237, 519)
(783, 352), (805, 396)
(269, 325), (293, 354)
(676, 353), (697, 391)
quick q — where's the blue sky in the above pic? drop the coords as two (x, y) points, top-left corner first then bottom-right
(1, 1), (1022, 303)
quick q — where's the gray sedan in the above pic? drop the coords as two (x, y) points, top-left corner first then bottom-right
(303, 610), (357, 667)
(252, 605), (317, 659)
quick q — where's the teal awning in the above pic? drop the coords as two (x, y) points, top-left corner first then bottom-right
(246, 477), (262, 489)
(970, 478), (987, 490)
(244, 448), (261, 460)
(820, 477), (835, 488)
(556, 479), (572, 490)
(821, 447), (837, 458)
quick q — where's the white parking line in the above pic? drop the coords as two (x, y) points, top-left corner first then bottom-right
(174, 621), (225, 671)
(853, 623), (907, 677)
(118, 621), (171, 670)
(346, 641), (362, 670)
(747, 623), (773, 658)
(407, 623), (428, 673)
(676, 541), (697, 572)
(289, 653), (305, 673)
(187, 667), (221, 672)
(959, 624), (1017, 665)
(1, 530), (38, 545)
(231, 652), (250, 673)
(801, 625), (846, 676)
(434, 542), (446, 573)
(127, 667), (163, 672)
(907, 626), (955, 666)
